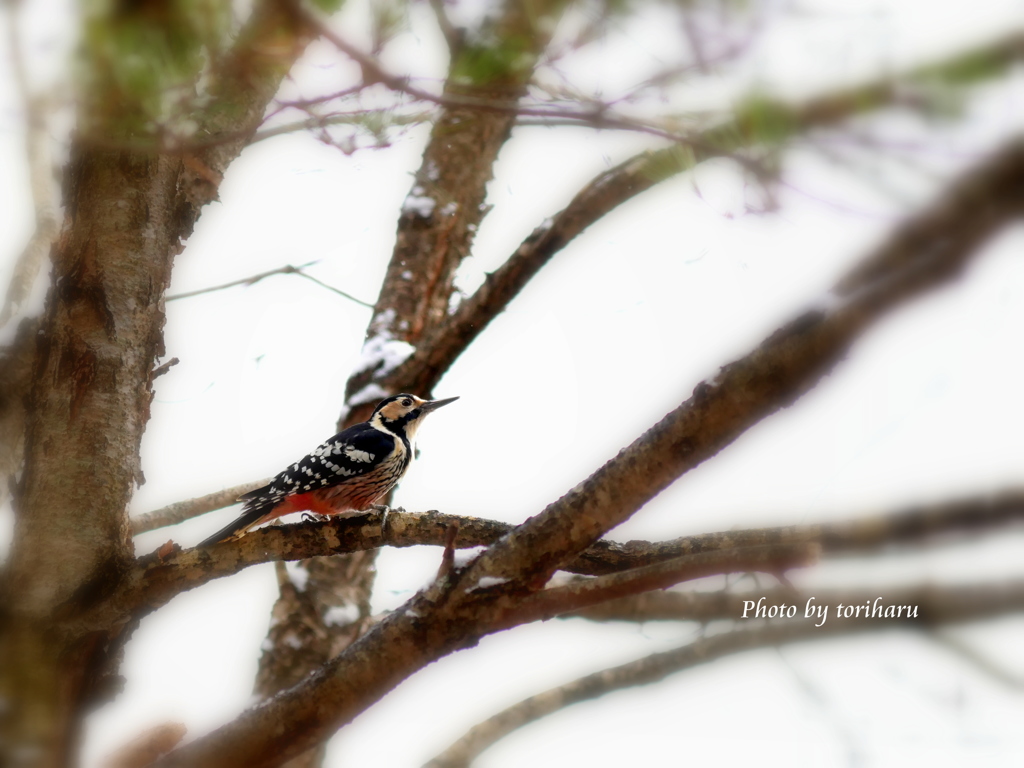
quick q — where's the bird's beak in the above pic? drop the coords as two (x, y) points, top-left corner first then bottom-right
(420, 396), (459, 412)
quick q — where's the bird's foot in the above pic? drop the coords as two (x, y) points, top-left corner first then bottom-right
(370, 504), (396, 537)
(301, 512), (331, 523)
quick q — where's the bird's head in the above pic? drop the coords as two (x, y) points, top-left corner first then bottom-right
(370, 393), (459, 439)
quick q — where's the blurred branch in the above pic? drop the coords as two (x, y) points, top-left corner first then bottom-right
(131, 479), (272, 535)
(558, 587), (744, 623)
(427, 0), (460, 53)
(177, 0), (319, 206)
(425, 581), (1024, 768)
(286, 0), (738, 147)
(390, 30), (1024, 396)
(491, 543), (820, 631)
(719, 29), (1024, 147)
(103, 723), (187, 768)
(128, 487), (1024, 618)
(450, 137), (1024, 601)
(561, 582), (1024, 624)
(251, 109), (431, 145)
(574, 489), (1024, 575)
(0, 0), (59, 328)
(165, 261), (373, 307)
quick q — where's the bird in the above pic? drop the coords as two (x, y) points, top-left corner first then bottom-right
(198, 393), (458, 546)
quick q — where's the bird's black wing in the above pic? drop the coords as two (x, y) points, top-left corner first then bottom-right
(198, 424), (396, 547)
(244, 423), (397, 503)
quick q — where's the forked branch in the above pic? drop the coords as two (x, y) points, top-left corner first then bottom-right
(387, 31), (1024, 397)
(128, 488), (1024, 615)
(151, 140), (1024, 768)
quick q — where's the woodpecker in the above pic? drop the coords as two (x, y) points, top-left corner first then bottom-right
(198, 394), (458, 546)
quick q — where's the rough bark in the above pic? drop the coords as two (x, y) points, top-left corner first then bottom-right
(1, 142), (187, 768)
(0, 2), (317, 765)
(0, 319), (36, 505)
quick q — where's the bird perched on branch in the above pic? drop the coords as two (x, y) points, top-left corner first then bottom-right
(198, 394), (458, 546)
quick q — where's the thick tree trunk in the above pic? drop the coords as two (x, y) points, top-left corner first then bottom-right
(0, 147), (184, 768)
(0, 1), (316, 762)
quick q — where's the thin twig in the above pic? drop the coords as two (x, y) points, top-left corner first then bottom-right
(268, 84), (367, 117)
(166, 261), (373, 307)
(290, 0), (709, 147)
(251, 109), (432, 144)
(152, 357), (180, 379)
(288, 271), (374, 307)
(387, 32), (1024, 400)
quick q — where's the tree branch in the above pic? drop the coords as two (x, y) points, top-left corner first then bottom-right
(127, 486), (1024, 624)
(453, 137), (1024, 595)
(252, 109), (431, 146)
(164, 261), (373, 307)
(425, 581), (1024, 768)
(0, 0), (326, 759)
(427, 0), (460, 55)
(102, 723), (187, 768)
(131, 479), (272, 535)
(387, 30), (1024, 396)
(491, 543), (820, 631)
(150, 125), (1024, 768)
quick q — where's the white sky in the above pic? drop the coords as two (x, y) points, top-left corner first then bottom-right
(2, 1), (1024, 766)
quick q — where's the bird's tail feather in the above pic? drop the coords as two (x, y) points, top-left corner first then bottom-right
(197, 492), (275, 547)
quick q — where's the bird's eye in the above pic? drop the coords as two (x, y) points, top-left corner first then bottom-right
(402, 398), (412, 407)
